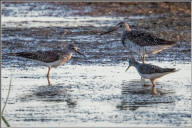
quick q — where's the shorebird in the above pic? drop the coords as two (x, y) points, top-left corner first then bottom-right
(8, 44), (85, 85)
(100, 21), (176, 63)
(125, 58), (177, 95)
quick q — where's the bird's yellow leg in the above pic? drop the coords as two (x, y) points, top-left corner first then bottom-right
(47, 77), (51, 86)
(150, 79), (160, 96)
(140, 55), (147, 85)
(47, 67), (51, 86)
(140, 56), (145, 83)
(141, 55), (145, 64)
(143, 55), (145, 64)
(47, 67), (50, 77)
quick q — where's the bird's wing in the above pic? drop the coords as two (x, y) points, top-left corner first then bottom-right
(138, 64), (176, 74)
(14, 51), (60, 63)
(125, 30), (176, 46)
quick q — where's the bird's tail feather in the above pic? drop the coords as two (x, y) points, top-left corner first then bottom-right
(165, 68), (179, 73)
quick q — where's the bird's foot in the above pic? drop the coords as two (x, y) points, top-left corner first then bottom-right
(151, 88), (160, 96)
(48, 82), (52, 86)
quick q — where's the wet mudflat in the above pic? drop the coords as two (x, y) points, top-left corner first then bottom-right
(1, 2), (191, 127)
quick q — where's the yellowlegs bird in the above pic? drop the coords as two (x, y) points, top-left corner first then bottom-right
(100, 21), (176, 63)
(8, 44), (85, 85)
(125, 58), (177, 95)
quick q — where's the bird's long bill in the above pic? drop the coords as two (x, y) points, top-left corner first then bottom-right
(125, 66), (131, 72)
(75, 50), (86, 57)
(100, 26), (118, 35)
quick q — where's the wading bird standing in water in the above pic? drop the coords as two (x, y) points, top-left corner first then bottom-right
(100, 22), (176, 63)
(8, 44), (85, 85)
(125, 58), (177, 95)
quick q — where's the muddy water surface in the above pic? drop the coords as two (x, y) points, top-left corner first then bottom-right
(1, 2), (191, 127)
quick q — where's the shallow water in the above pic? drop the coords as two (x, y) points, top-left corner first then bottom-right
(1, 63), (191, 127)
(1, 2), (191, 127)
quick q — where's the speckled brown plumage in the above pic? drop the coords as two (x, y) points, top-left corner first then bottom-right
(121, 30), (176, 47)
(126, 58), (177, 95)
(8, 44), (85, 85)
(100, 22), (177, 63)
(128, 58), (176, 74)
(12, 50), (61, 63)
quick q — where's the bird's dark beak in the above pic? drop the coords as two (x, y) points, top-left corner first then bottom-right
(99, 23), (121, 35)
(75, 49), (86, 57)
(99, 27), (118, 35)
(125, 65), (131, 72)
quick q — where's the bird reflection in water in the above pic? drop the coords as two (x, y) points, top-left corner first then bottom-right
(21, 84), (77, 108)
(117, 80), (175, 111)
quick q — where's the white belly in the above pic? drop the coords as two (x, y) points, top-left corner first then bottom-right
(124, 39), (172, 55)
(138, 72), (172, 79)
(144, 45), (172, 55)
(124, 39), (143, 55)
(43, 54), (72, 68)
(32, 59), (62, 68)
(46, 60), (63, 67)
(17, 54), (72, 68)
(48, 55), (72, 68)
